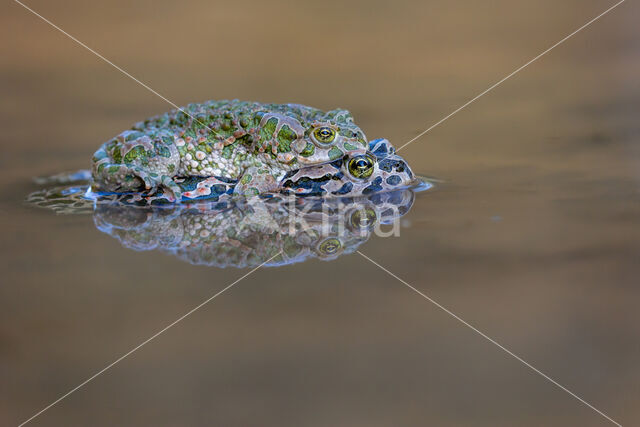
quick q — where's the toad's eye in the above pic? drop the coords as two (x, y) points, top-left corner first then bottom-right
(347, 154), (375, 180)
(349, 207), (377, 231)
(312, 126), (337, 145)
(317, 237), (342, 256)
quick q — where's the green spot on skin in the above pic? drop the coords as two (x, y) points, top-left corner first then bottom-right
(300, 142), (315, 157)
(344, 142), (358, 151)
(167, 164), (175, 173)
(276, 124), (296, 153)
(245, 187), (259, 196)
(240, 174), (252, 185)
(108, 165), (120, 174)
(111, 148), (122, 164)
(328, 146), (343, 160)
(124, 146), (147, 164)
(259, 117), (278, 141)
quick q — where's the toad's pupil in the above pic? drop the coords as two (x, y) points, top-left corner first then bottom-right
(352, 159), (371, 172)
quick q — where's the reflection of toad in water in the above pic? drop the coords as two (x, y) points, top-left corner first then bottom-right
(27, 184), (423, 268)
(94, 190), (416, 268)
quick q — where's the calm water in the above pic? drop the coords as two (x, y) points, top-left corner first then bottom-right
(2, 0), (639, 425)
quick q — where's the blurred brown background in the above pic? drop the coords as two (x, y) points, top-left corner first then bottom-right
(1, 0), (639, 426)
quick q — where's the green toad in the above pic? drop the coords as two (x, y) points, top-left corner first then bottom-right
(91, 100), (368, 200)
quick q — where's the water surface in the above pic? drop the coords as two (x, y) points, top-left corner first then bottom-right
(1, 0), (639, 425)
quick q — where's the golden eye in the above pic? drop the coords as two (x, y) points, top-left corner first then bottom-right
(347, 154), (375, 179)
(312, 126), (337, 145)
(317, 237), (342, 256)
(349, 207), (377, 231)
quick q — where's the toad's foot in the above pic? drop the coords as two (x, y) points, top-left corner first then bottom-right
(233, 166), (284, 197)
(146, 175), (183, 203)
(92, 164), (182, 202)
